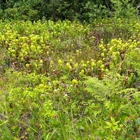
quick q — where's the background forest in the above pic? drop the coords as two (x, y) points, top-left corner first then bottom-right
(0, 0), (140, 21)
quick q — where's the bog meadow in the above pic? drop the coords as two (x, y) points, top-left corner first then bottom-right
(0, 0), (140, 139)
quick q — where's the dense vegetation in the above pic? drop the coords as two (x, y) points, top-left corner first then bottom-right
(0, 0), (140, 140)
(0, 0), (140, 21)
(0, 17), (140, 139)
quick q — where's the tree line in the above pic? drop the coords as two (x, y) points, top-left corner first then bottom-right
(0, 0), (139, 21)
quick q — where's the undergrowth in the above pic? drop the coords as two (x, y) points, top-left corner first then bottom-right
(0, 17), (140, 139)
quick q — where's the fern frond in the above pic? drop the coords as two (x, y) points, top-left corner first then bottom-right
(83, 76), (111, 101)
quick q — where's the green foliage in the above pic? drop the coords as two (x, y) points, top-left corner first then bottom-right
(84, 76), (111, 101)
(0, 8), (3, 19)
(0, 71), (57, 139)
(83, 75), (140, 139)
(0, 0), (139, 21)
(110, 0), (137, 18)
(0, 17), (140, 139)
(3, 2), (39, 21)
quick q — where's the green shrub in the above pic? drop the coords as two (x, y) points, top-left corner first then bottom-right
(110, 0), (137, 18)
